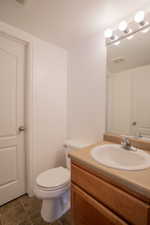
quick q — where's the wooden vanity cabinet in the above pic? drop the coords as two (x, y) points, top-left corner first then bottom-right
(71, 162), (150, 225)
(72, 184), (128, 225)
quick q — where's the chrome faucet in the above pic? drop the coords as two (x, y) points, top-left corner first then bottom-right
(121, 136), (132, 150)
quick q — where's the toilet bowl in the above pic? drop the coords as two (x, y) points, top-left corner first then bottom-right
(34, 167), (70, 223)
(34, 141), (92, 223)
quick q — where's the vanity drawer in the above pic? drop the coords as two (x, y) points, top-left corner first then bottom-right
(71, 163), (150, 225)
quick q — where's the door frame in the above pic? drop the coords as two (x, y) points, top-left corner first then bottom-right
(0, 23), (35, 196)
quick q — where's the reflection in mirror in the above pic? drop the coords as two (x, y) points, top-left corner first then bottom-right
(107, 30), (150, 138)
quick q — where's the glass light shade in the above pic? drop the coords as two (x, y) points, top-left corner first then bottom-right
(134, 11), (145, 24)
(118, 21), (128, 31)
(104, 29), (113, 38)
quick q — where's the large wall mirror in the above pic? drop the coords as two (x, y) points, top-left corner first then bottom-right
(106, 29), (150, 137)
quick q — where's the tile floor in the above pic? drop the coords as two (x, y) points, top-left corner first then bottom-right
(0, 195), (72, 225)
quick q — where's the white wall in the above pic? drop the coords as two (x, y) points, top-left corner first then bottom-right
(68, 33), (106, 144)
(33, 39), (67, 176)
(0, 21), (67, 194)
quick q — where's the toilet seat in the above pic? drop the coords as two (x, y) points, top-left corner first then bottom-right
(36, 167), (70, 191)
(36, 181), (70, 192)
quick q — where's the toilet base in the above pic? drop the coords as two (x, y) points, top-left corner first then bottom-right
(41, 190), (70, 223)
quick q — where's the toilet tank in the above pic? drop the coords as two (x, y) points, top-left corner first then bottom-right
(64, 140), (93, 169)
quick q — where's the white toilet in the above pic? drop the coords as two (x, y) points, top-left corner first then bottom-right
(34, 141), (91, 223)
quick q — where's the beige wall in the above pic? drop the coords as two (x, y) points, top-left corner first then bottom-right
(68, 33), (106, 144)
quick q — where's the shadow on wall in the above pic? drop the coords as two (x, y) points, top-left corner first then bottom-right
(55, 148), (66, 168)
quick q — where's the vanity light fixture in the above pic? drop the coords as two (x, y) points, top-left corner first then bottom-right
(126, 34), (134, 40)
(105, 10), (150, 46)
(114, 41), (120, 46)
(113, 36), (120, 45)
(142, 27), (150, 33)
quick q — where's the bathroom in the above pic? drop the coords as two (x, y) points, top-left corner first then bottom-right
(0, 0), (150, 224)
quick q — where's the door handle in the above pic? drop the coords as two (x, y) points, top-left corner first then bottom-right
(18, 126), (25, 132)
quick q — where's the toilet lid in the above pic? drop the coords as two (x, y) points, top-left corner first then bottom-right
(36, 167), (70, 189)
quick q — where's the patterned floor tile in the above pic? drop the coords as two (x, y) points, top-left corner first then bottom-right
(18, 220), (33, 225)
(60, 211), (72, 225)
(0, 198), (21, 215)
(19, 195), (41, 214)
(30, 210), (62, 225)
(0, 195), (71, 225)
(0, 202), (29, 225)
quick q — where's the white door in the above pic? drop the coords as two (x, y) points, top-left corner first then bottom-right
(0, 33), (26, 205)
(107, 72), (131, 135)
(131, 67), (150, 137)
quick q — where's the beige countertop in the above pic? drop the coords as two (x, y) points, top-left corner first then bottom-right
(69, 141), (150, 201)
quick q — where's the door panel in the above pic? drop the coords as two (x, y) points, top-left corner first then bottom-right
(0, 147), (17, 186)
(131, 67), (150, 136)
(0, 49), (17, 136)
(0, 33), (25, 205)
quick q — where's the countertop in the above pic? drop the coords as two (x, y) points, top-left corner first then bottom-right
(69, 141), (150, 202)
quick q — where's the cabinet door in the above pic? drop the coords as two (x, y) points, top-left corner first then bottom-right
(71, 184), (129, 225)
(131, 70), (150, 137)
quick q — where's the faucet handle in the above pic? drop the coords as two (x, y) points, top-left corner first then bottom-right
(121, 135), (130, 145)
(121, 135), (133, 150)
(121, 135), (128, 141)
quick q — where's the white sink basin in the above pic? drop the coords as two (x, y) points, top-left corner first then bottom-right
(91, 144), (150, 171)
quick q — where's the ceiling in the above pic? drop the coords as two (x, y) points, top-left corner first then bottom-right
(0, 0), (150, 49)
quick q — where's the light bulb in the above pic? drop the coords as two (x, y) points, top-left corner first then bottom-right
(134, 11), (145, 24)
(104, 29), (113, 38)
(118, 21), (128, 32)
